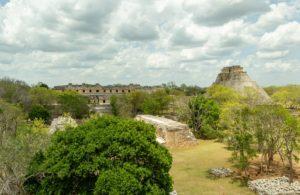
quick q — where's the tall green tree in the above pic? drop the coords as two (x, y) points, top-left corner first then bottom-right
(0, 120), (49, 194)
(0, 78), (30, 106)
(0, 100), (24, 145)
(188, 95), (220, 139)
(142, 90), (172, 115)
(110, 95), (119, 116)
(281, 115), (300, 183)
(271, 85), (300, 109)
(28, 105), (51, 123)
(252, 105), (287, 170)
(227, 107), (257, 178)
(24, 116), (173, 194)
(58, 91), (89, 119)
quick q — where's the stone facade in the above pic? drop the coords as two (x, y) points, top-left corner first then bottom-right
(214, 65), (271, 102)
(135, 115), (197, 147)
(54, 83), (141, 105)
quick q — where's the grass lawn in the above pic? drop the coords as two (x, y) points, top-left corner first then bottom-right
(170, 140), (254, 195)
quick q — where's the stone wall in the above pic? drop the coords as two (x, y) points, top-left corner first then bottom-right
(54, 83), (140, 105)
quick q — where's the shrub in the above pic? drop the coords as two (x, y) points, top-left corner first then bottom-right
(110, 95), (119, 116)
(28, 105), (51, 123)
(227, 107), (257, 178)
(58, 91), (89, 119)
(0, 120), (49, 194)
(143, 90), (172, 115)
(188, 95), (220, 139)
(24, 116), (173, 194)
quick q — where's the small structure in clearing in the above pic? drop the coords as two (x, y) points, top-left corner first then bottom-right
(135, 115), (197, 147)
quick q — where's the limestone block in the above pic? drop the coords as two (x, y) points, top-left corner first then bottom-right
(135, 115), (197, 147)
(49, 115), (77, 134)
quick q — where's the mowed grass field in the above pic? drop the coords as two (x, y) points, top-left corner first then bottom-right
(170, 140), (254, 195)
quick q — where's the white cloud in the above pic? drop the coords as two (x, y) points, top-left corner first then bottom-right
(254, 2), (298, 31)
(0, 0), (299, 86)
(256, 50), (289, 59)
(183, 0), (269, 26)
(260, 22), (300, 49)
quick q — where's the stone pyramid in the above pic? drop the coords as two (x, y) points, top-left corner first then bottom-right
(214, 65), (271, 101)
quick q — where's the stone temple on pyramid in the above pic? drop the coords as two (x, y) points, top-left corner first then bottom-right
(214, 65), (271, 102)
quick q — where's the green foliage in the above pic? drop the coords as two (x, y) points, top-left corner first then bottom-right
(143, 90), (172, 115)
(24, 116), (173, 194)
(0, 100), (24, 144)
(0, 120), (50, 194)
(162, 82), (206, 96)
(58, 91), (89, 119)
(226, 104), (300, 180)
(206, 84), (242, 105)
(110, 90), (171, 117)
(188, 95), (220, 139)
(0, 77), (30, 105)
(264, 86), (279, 96)
(29, 87), (58, 109)
(28, 105), (51, 123)
(218, 101), (246, 138)
(110, 91), (145, 118)
(227, 108), (257, 176)
(281, 115), (300, 183)
(36, 82), (49, 89)
(251, 105), (288, 168)
(128, 91), (148, 116)
(271, 85), (300, 109)
(110, 95), (119, 116)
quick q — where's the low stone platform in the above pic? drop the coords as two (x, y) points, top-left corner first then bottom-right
(135, 115), (197, 147)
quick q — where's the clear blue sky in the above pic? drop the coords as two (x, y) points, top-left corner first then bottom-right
(0, 0), (8, 6)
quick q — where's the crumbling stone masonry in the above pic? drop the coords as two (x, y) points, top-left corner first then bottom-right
(135, 115), (197, 147)
(54, 83), (140, 105)
(214, 65), (271, 102)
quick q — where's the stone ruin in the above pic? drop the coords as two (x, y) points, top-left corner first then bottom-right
(135, 115), (197, 147)
(214, 65), (271, 102)
(49, 115), (77, 134)
(209, 168), (233, 178)
(248, 176), (300, 195)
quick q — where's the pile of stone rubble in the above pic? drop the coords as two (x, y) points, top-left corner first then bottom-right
(248, 176), (300, 195)
(49, 115), (77, 134)
(209, 168), (233, 178)
(169, 190), (177, 195)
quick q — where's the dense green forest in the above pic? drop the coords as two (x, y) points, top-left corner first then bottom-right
(0, 77), (299, 194)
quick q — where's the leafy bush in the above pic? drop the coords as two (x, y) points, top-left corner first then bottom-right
(110, 91), (147, 118)
(271, 85), (300, 109)
(0, 100), (24, 143)
(58, 91), (89, 119)
(24, 116), (173, 194)
(29, 87), (58, 109)
(110, 95), (119, 116)
(143, 90), (172, 115)
(28, 105), (51, 123)
(0, 120), (49, 194)
(227, 107), (257, 178)
(0, 77), (30, 105)
(206, 84), (242, 105)
(188, 95), (220, 139)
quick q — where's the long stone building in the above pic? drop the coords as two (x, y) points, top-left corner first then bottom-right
(54, 83), (141, 105)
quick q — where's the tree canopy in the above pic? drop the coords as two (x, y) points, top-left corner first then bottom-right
(188, 95), (220, 139)
(24, 116), (173, 194)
